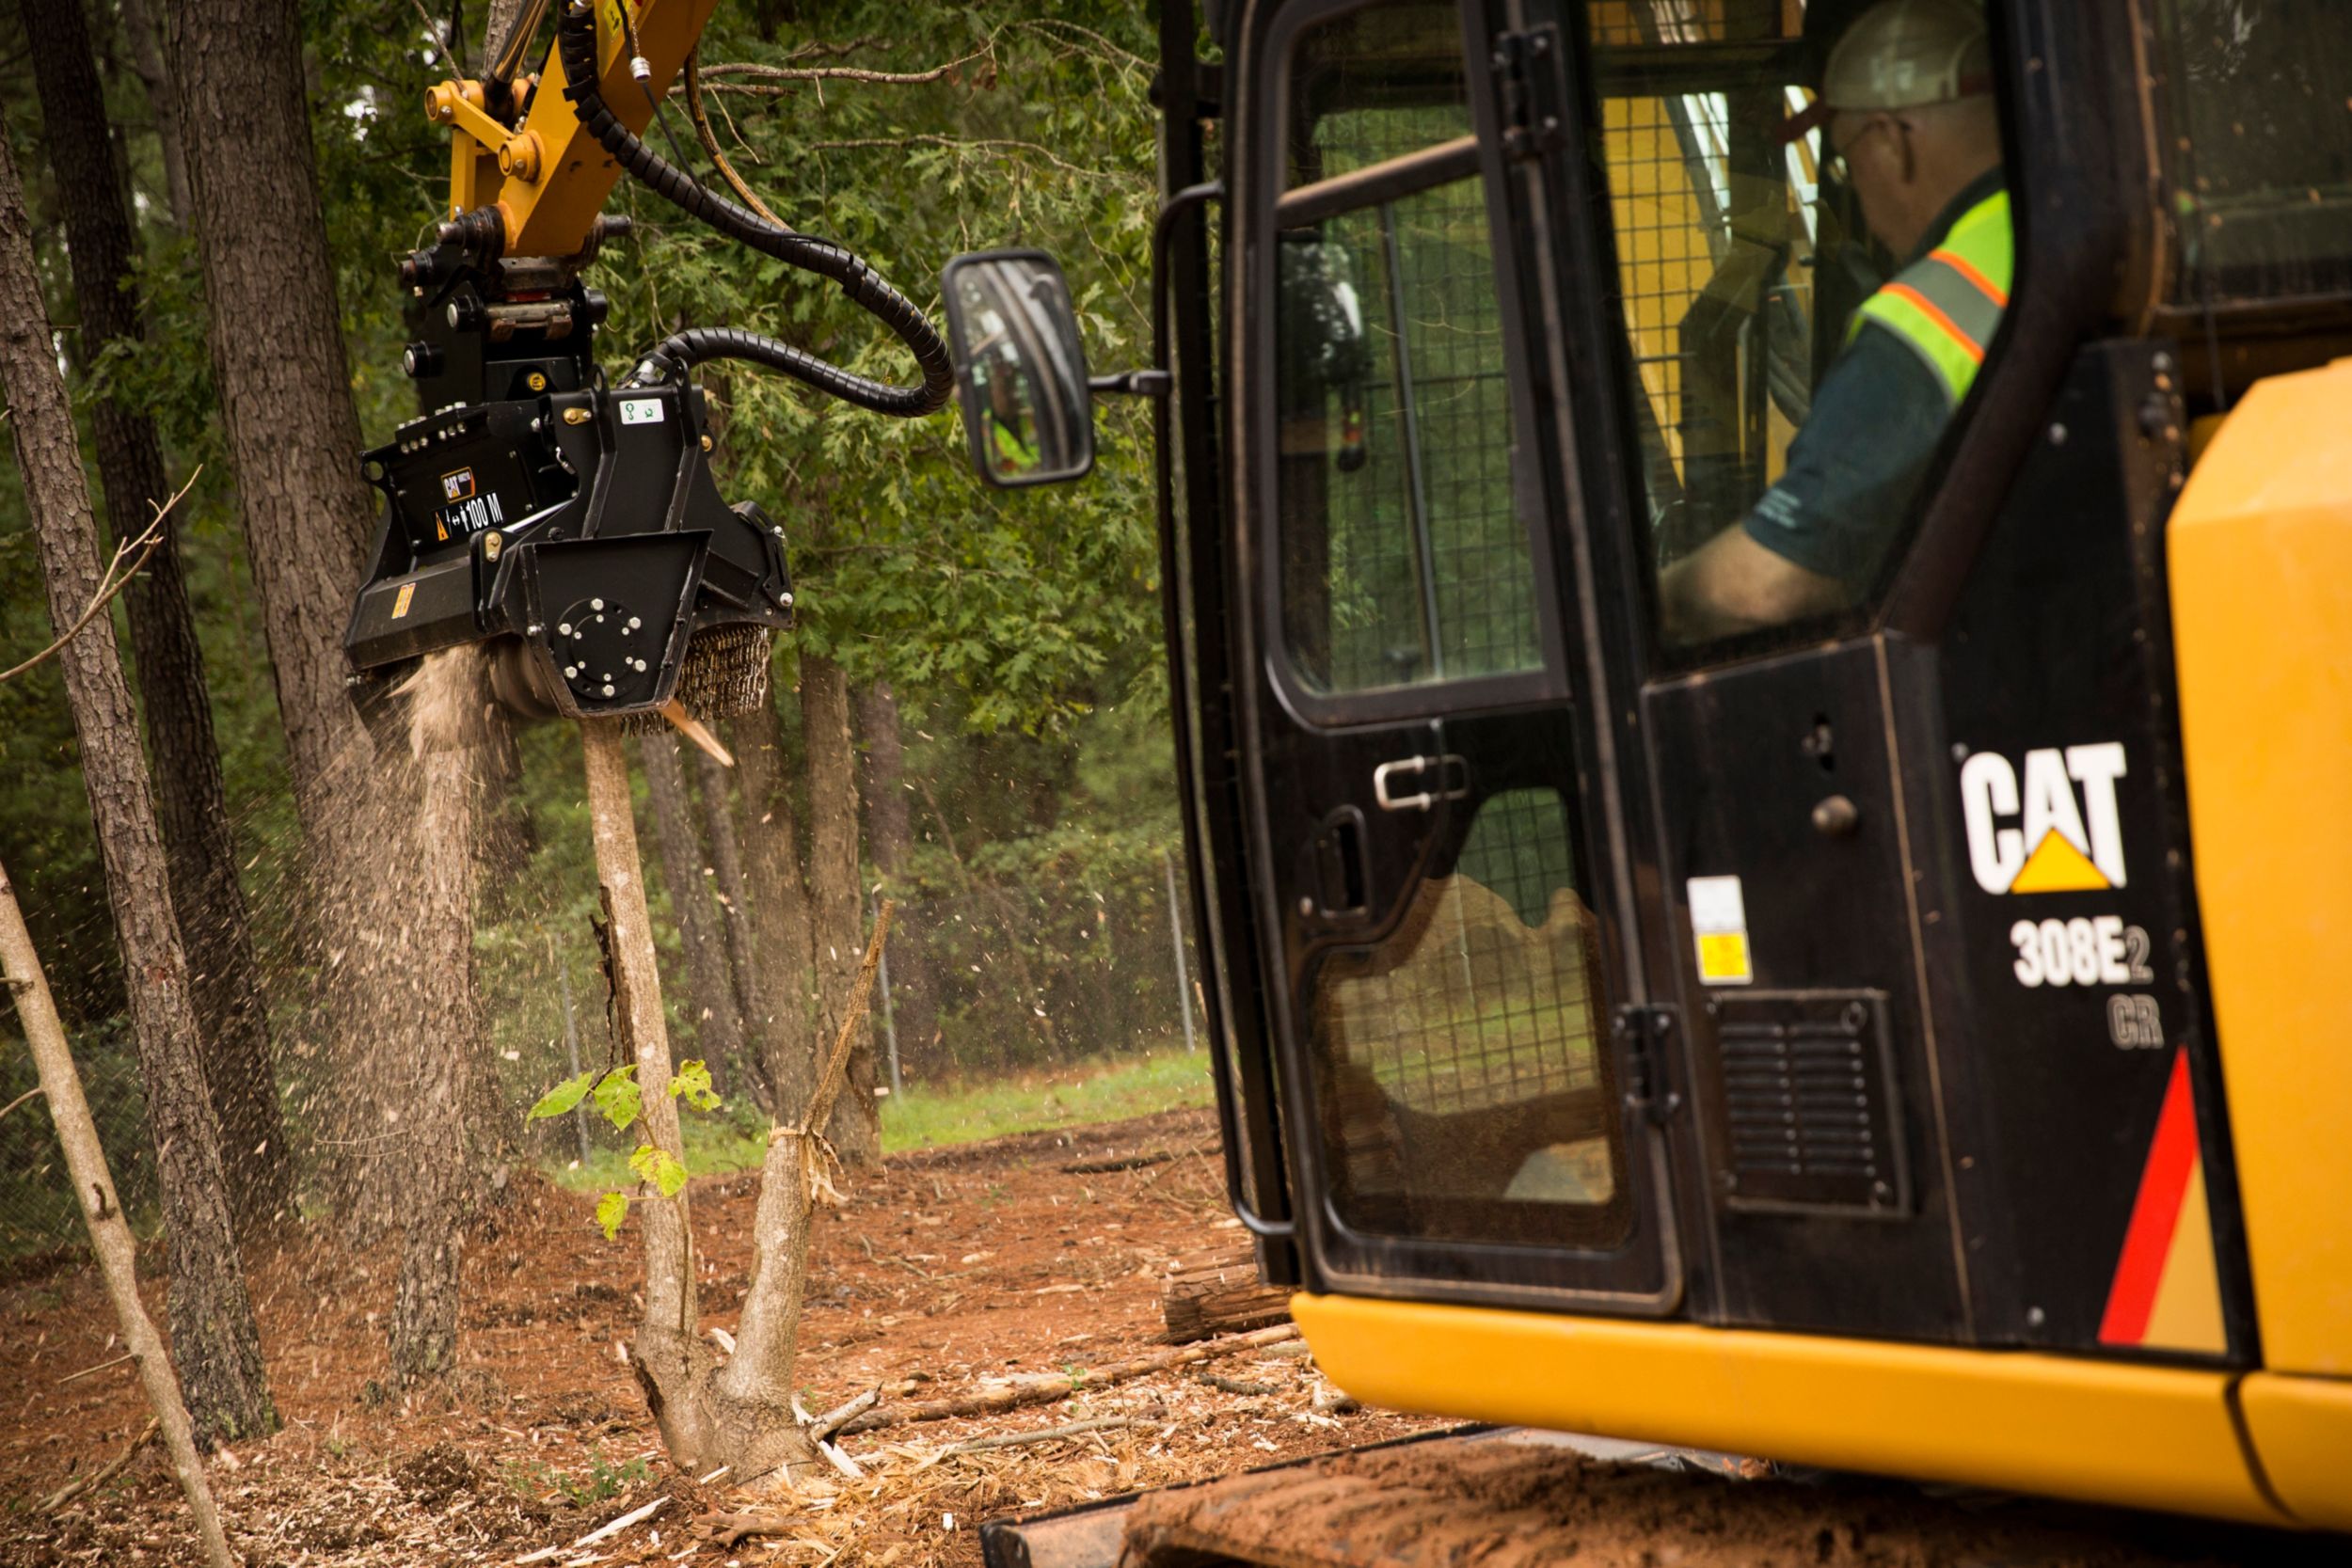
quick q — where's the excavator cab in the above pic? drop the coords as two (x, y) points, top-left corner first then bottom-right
(955, 0), (2352, 1543)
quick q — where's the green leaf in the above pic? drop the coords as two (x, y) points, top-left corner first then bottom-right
(592, 1067), (643, 1131)
(629, 1144), (690, 1198)
(526, 1069), (598, 1123)
(595, 1191), (629, 1239)
(669, 1059), (721, 1113)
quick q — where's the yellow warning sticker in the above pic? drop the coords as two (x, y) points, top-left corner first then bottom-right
(1687, 875), (1754, 987)
(390, 583), (416, 621)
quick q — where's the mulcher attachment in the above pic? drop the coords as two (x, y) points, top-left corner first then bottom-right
(346, 375), (792, 725)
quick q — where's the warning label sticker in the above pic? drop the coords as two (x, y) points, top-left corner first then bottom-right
(1687, 875), (1753, 987)
(390, 582), (416, 621)
(618, 398), (664, 426)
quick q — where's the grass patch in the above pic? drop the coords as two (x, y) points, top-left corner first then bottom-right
(546, 1049), (1216, 1193)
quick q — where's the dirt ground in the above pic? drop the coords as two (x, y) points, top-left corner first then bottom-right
(0, 1108), (1439, 1565)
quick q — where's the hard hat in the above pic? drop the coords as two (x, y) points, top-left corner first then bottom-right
(1782, 0), (1991, 142)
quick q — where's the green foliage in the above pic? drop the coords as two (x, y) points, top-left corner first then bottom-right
(594, 1190), (631, 1241)
(503, 1447), (652, 1507)
(628, 1143), (690, 1198)
(526, 1069), (599, 1122)
(589, 1067), (644, 1132)
(668, 1058), (720, 1111)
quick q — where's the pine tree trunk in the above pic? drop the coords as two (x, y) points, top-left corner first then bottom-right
(731, 690), (816, 1112)
(114, 0), (193, 227)
(20, 0), (292, 1235)
(0, 114), (274, 1447)
(165, 0), (377, 844)
(168, 0), (475, 1244)
(802, 657), (878, 1164)
(640, 732), (752, 1102)
(856, 681), (934, 1078)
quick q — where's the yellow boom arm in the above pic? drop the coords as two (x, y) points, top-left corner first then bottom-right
(422, 0), (719, 258)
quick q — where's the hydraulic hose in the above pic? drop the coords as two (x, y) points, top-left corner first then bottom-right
(553, 1), (954, 416)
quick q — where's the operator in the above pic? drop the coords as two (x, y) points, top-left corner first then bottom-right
(982, 359), (1041, 478)
(1659, 0), (2010, 641)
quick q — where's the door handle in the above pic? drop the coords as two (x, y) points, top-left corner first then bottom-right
(1373, 752), (1470, 813)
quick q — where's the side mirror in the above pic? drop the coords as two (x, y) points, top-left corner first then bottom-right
(942, 250), (1095, 488)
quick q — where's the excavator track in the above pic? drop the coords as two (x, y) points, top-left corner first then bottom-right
(981, 1427), (2314, 1568)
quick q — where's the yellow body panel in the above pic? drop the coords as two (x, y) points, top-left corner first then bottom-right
(2239, 1374), (2352, 1530)
(1293, 1293), (2285, 1524)
(2167, 357), (2352, 1376)
(429, 0), (721, 254)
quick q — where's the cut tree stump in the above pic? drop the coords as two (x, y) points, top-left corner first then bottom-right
(1161, 1245), (1292, 1344)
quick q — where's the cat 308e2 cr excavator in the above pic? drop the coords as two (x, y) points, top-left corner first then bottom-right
(358, 0), (2352, 1560)
(943, 0), (2352, 1557)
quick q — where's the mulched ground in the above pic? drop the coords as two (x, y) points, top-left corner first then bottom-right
(0, 1107), (1438, 1565)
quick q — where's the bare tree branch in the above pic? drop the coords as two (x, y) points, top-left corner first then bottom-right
(0, 467), (199, 687)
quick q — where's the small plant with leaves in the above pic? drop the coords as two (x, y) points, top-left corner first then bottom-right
(528, 1059), (723, 1237)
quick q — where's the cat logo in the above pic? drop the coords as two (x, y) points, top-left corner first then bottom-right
(1959, 742), (2128, 895)
(440, 467), (476, 502)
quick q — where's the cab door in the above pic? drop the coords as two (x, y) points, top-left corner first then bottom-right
(1227, 0), (1677, 1308)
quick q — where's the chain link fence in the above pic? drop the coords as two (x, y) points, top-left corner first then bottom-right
(0, 847), (1204, 1258)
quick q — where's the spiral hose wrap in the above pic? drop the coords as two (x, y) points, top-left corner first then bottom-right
(554, 2), (954, 416)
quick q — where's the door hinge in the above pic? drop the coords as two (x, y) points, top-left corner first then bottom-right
(1491, 25), (1567, 162)
(1613, 1003), (1682, 1126)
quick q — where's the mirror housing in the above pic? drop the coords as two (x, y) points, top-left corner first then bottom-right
(942, 250), (1096, 488)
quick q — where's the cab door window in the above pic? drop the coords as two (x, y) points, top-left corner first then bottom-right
(1581, 0), (2015, 652)
(1267, 1), (1629, 1253)
(1274, 4), (1548, 697)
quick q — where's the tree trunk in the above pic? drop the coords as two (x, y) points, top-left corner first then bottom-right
(165, 0), (377, 849)
(114, 0), (193, 226)
(387, 652), (492, 1386)
(802, 657), (878, 1165)
(21, 0), (292, 1236)
(692, 746), (765, 1060)
(169, 0), (477, 1244)
(856, 681), (934, 1077)
(731, 690), (815, 1112)
(0, 860), (236, 1568)
(640, 732), (750, 1100)
(580, 722), (723, 1467)
(0, 112), (274, 1447)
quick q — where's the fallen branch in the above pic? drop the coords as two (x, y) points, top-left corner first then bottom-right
(928, 1412), (1151, 1462)
(571, 1493), (667, 1549)
(1061, 1148), (1179, 1175)
(807, 1385), (877, 1442)
(40, 1418), (157, 1513)
(57, 1351), (135, 1386)
(0, 467), (196, 687)
(701, 1511), (796, 1549)
(1196, 1372), (1279, 1398)
(836, 1323), (1300, 1434)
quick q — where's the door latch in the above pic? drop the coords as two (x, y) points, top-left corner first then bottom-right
(1613, 1004), (1682, 1126)
(1491, 25), (1568, 162)
(1372, 752), (1470, 813)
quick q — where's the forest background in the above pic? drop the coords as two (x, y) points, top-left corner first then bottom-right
(0, 0), (1200, 1258)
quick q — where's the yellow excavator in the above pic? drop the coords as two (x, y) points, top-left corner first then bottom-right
(365, 0), (2352, 1557)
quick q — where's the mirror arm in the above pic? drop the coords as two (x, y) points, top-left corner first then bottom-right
(1089, 370), (1174, 398)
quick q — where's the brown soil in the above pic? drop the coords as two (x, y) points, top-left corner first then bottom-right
(0, 1108), (1435, 1565)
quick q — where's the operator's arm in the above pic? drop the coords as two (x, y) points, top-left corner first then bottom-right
(1659, 324), (1953, 643)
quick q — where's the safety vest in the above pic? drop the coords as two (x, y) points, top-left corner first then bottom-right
(1849, 188), (2012, 408)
